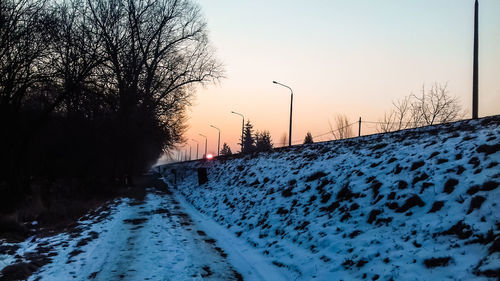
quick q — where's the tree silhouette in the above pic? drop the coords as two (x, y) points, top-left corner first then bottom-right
(256, 130), (273, 152)
(220, 143), (232, 156)
(241, 120), (255, 154)
(304, 132), (313, 144)
(329, 115), (353, 140)
(0, 0), (223, 212)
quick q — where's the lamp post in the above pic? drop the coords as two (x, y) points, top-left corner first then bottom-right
(191, 139), (199, 160)
(273, 81), (293, 146)
(231, 111), (244, 152)
(199, 133), (207, 158)
(210, 125), (221, 156)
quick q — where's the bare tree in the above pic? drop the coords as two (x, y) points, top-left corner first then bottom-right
(87, 0), (223, 173)
(411, 83), (465, 125)
(378, 96), (411, 133)
(379, 83), (465, 132)
(280, 133), (287, 147)
(0, 0), (52, 116)
(329, 114), (353, 140)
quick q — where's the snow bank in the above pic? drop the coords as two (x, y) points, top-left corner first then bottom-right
(164, 116), (500, 281)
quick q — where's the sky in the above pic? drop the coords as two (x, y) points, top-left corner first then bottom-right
(174, 0), (500, 159)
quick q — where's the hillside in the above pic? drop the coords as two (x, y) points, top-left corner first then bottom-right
(163, 116), (500, 281)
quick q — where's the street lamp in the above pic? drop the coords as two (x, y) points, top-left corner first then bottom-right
(210, 125), (221, 156)
(191, 139), (199, 160)
(199, 133), (207, 158)
(273, 80), (293, 146)
(231, 111), (244, 152)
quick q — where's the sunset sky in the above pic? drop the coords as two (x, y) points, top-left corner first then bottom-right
(175, 0), (500, 159)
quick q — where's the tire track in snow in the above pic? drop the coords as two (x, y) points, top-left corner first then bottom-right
(30, 187), (243, 281)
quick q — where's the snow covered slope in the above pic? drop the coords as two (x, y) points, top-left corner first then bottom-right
(165, 116), (500, 281)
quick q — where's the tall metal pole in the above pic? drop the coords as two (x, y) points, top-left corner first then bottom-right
(273, 81), (293, 146)
(189, 146), (192, 160)
(199, 133), (207, 157)
(472, 0), (479, 119)
(231, 111), (244, 152)
(289, 93), (293, 146)
(210, 125), (221, 156)
(358, 117), (362, 137)
(191, 139), (199, 160)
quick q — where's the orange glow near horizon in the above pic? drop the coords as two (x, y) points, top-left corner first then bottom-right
(163, 0), (500, 162)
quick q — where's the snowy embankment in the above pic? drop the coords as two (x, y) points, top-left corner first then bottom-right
(165, 116), (500, 281)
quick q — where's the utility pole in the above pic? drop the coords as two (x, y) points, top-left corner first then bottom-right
(231, 111), (244, 152)
(199, 134), (207, 158)
(273, 81), (294, 146)
(358, 117), (361, 137)
(472, 0), (479, 119)
(210, 125), (221, 156)
(191, 139), (199, 160)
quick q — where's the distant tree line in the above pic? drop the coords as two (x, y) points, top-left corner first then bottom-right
(240, 120), (273, 154)
(0, 0), (222, 210)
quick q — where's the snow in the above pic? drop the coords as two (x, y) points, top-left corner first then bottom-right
(1, 117), (498, 281)
(174, 189), (289, 281)
(1, 191), (244, 280)
(163, 117), (500, 281)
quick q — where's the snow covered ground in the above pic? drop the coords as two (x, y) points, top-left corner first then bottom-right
(165, 116), (500, 280)
(1, 117), (498, 281)
(0, 188), (252, 280)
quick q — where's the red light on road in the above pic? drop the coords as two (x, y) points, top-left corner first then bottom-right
(206, 153), (214, 160)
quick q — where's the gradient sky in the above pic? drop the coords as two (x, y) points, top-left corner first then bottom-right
(174, 0), (500, 159)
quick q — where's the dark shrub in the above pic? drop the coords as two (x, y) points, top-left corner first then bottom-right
(437, 158), (448, 164)
(342, 259), (354, 269)
(276, 207), (288, 215)
(420, 182), (434, 193)
(467, 196), (486, 214)
(468, 157), (480, 168)
(337, 183), (358, 201)
(281, 186), (294, 197)
(467, 185), (480, 195)
(349, 230), (362, 238)
(397, 180), (408, 189)
(356, 259), (368, 267)
(437, 221), (472, 239)
(410, 161), (425, 171)
(444, 178), (459, 194)
(306, 171), (328, 182)
(481, 181), (499, 191)
(428, 151), (439, 159)
(428, 201), (444, 213)
(394, 164), (403, 174)
(320, 201), (339, 213)
(490, 238), (500, 254)
(371, 181), (382, 199)
(412, 173), (429, 185)
(368, 209), (383, 224)
(477, 143), (500, 155)
(396, 195), (425, 213)
(423, 257), (452, 268)
(320, 193), (332, 204)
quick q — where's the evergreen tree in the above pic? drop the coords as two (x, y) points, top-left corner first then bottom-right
(304, 132), (314, 144)
(220, 143), (232, 156)
(241, 120), (255, 154)
(256, 130), (273, 152)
